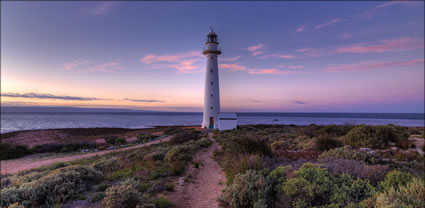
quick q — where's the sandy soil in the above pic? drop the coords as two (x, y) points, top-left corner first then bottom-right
(409, 136), (424, 156)
(0, 136), (172, 175)
(168, 133), (225, 208)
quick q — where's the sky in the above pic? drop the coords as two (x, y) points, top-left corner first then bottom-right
(1, 1), (424, 113)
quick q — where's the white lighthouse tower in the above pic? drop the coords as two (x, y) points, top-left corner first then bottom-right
(202, 29), (221, 129)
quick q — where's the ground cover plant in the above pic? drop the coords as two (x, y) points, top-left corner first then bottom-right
(0, 129), (211, 208)
(214, 124), (424, 208)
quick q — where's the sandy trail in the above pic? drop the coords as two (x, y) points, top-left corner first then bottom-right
(1, 136), (172, 175)
(168, 133), (225, 208)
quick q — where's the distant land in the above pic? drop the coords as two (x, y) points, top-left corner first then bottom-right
(0, 106), (152, 113)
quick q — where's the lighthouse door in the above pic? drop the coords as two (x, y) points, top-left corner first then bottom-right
(209, 117), (214, 129)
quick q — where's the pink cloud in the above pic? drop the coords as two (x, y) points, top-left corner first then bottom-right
(294, 25), (305, 34)
(288, 65), (304, 70)
(296, 48), (321, 57)
(91, 2), (117, 16)
(327, 58), (424, 72)
(261, 53), (295, 59)
(248, 68), (299, 75)
(63, 60), (124, 72)
(246, 44), (265, 56)
(140, 51), (203, 73)
(335, 37), (423, 54)
(376, 1), (421, 9)
(219, 63), (247, 71)
(315, 19), (342, 29)
(221, 56), (241, 62)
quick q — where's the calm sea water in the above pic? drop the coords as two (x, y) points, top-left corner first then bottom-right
(1, 112), (424, 133)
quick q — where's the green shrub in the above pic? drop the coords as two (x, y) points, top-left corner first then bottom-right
(7, 203), (24, 208)
(154, 195), (171, 208)
(282, 163), (374, 208)
(315, 134), (343, 151)
(379, 170), (414, 191)
(137, 134), (158, 143)
(103, 181), (143, 208)
(317, 125), (354, 137)
(0, 165), (103, 207)
(105, 136), (127, 145)
(224, 154), (265, 184)
(164, 143), (197, 163)
(169, 130), (201, 144)
(343, 124), (409, 149)
(0, 143), (30, 160)
(95, 183), (111, 192)
(93, 156), (122, 172)
(163, 127), (180, 135)
(218, 170), (272, 208)
(195, 138), (213, 148)
(375, 178), (425, 208)
(318, 146), (368, 162)
(90, 192), (106, 203)
(267, 166), (290, 194)
(222, 136), (271, 156)
(168, 160), (185, 176)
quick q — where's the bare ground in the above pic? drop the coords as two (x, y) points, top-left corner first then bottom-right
(0, 136), (172, 174)
(168, 133), (225, 208)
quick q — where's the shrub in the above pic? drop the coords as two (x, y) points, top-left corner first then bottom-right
(282, 163), (374, 208)
(323, 159), (389, 184)
(169, 130), (201, 144)
(195, 138), (213, 148)
(90, 192), (106, 203)
(31, 142), (96, 153)
(7, 203), (24, 208)
(103, 181), (143, 208)
(137, 134), (158, 143)
(379, 170), (414, 191)
(0, 143), (30, 160)
(317, 124), (354, 137)
(217, 170), (272, 208)
(315, 134), (343, 151)
(163, 127), (180, 135)
(0, 165), (103, 207)
(318, 146), (368, 162)
(168, 160), (185, 176)
(394, 151), (423, 162)
(93, 157), (122, 172)
(270, 141), (289, 153)
(95, 183), (111, 192)
(105, 136), (127, 145)
(375, 178), (425, 208)
(154, 195), (171, 208)
(222, 136), (271, 156)
(343, 124), (409, 149)
(165, 144), (195, 163)
(224, 154), (265, 184)
(397, 139), (409, 150)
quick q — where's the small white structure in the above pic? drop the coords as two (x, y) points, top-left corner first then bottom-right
(202, 29), (222, 129)
(218, 113), (237, 131)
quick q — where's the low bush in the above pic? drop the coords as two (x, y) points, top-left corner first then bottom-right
(343, 124), (409, 149)
(282, 163), (375, 208)
(222, 136), (271, 156)
(315, 134), (343, 151)
(103, 181), (143, 208)
(154, 195), (171, 208)
(195, 138), (213, 148)
(0, 143), (30, 160)
(317, 124), (354, 137)
(318, 146), (368, 162)
(218, 170), (272, 208)
(7, 203), (24, 208)
(95, 183), (111, 192)
(105, 136), (127, 145)
(164, 143), (196, 163)
(323, 159), (389, 184)
(137, 134), (158, 143)
(90, 192), (106, 203)
(394, 150), (423, 162)
(0, 165), (103, 207)
(93, 156), (122, 172)
(224, 154), (265, 184)
(31, 142), (96, 153)
(379, 170), (413, 191)
(163, 127), (180, 135)
(375, 178), (425, 208)
(396, 139), (409, 150)
(169, 130), (201, 144)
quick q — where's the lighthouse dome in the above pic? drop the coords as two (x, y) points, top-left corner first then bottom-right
(208, 31), (217, 36)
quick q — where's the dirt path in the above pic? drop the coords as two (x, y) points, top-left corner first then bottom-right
(168, 133), (226, 208)
(0, 136), (172, 174)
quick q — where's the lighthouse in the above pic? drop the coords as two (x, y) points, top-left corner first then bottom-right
(202, 29), (221, 129)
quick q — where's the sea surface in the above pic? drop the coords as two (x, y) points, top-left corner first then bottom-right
(1, 112), (424, 133)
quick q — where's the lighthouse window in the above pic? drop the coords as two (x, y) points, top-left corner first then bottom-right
(210, 106), (213, 110)
(210, 69), (213, 72)
(211, 57), (213, 60)
(210, 82), (213, 85)
(210, 94), (213, 97)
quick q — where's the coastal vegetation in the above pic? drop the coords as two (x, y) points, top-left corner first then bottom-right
(214, 124), (424, 208)
(0, 128), (210, 208)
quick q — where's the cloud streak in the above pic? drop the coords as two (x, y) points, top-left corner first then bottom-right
(91, 2), (117, 16)
(294, 25), (305, 34)
(140, 51), (203, 73)
(260, 53), (295, 59)
(248, 68), (299, 75)
(1, 92), (103, 101)
(327, 58), (424, 72)
(315, 18), (342, 29)
(291, 101), (307, 105)
(335, 37), (423, 54)
(124, 98), (164, 103)
(219, 63), (247, 72)
(246, 44), (265, 56)
(63, 60), (125, 72)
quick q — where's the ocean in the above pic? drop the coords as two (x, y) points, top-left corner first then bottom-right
(1, 112), (424, 133)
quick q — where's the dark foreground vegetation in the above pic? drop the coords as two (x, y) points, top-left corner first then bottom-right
(214, 124), (424, 208)
(0, 129), (211, 208)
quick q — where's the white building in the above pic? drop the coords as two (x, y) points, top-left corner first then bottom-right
(218, 113), (237, 131)
(201, 29), (237, 130)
